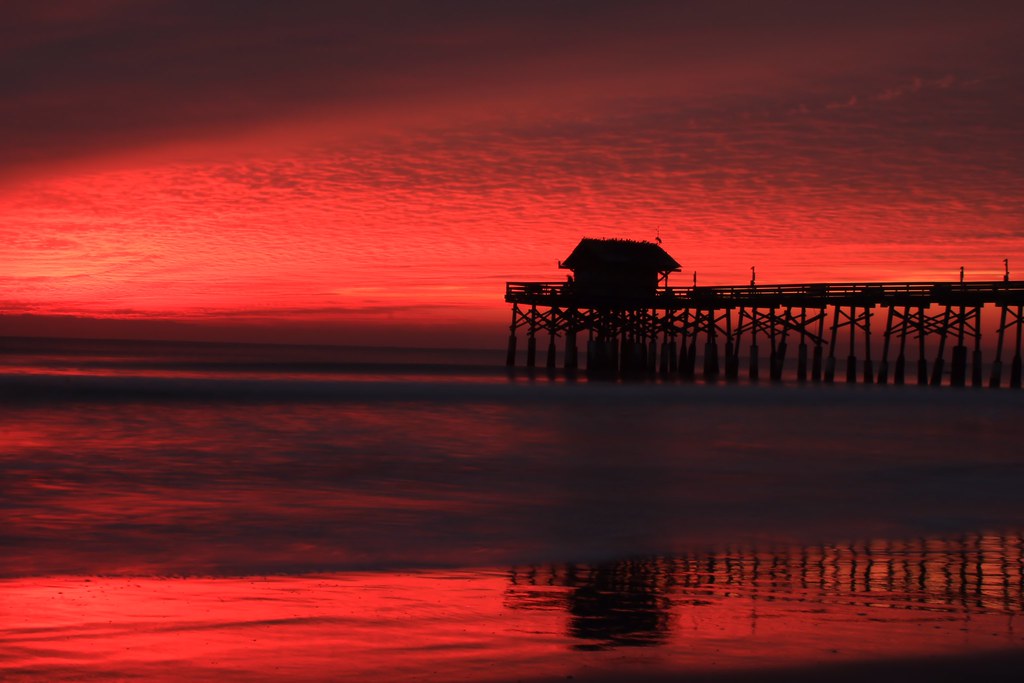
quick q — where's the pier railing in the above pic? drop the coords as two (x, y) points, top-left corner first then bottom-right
(506, 280), (1024, 308)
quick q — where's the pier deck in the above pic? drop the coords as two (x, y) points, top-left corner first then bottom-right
(508, 280), (1024, 308)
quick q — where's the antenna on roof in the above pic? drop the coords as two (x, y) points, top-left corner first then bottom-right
(655, 226), (663, 245)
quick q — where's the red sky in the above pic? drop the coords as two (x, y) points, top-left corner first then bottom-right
(2, 1), (1022, 347)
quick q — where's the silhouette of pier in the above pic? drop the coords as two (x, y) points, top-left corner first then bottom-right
(505, 239), (1024, 387)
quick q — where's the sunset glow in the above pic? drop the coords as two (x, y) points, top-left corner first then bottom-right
(1, 1), (1020, 346)
(6, 537), (1024, 682)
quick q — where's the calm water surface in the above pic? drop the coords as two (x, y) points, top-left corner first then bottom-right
(2, 338), (1023, 680)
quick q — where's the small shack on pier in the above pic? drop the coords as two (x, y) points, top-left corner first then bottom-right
(559, 238), (681, 298)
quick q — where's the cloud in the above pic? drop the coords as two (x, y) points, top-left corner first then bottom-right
(3, 64), (1020, 317)
(2, 0), (1020, 181)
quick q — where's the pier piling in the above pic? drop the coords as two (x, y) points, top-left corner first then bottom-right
(812, 312), (825, 382)
(894, 306), (910, 385)
(990, 306), (1007, 388)
(797, 341), (808, 382)
(506, 333), (517, 367)
(846, 308), (857, 384)
(971, 308), (983, 387)
(862, 307), (873, 384)
(930, 307), (951, 386)
(878, 306), (894, 384)
(1012, 305), (1023, 389)
(564, 330), (578, 370)
(915, 307), (928, 385)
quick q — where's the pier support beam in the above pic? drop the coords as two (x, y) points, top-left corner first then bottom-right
(1012, 305), (1023, 389)
(877, 306), (894, 384)
(950, 305), (967, 387)
(917, 308), (929, 385)
(724, 310), (738, 381)
(587, 338), (618, 375)
(660, 338), (676, 375)
(846, 307), (857, 384)
(862, 306), (873, 384)
(771, 309), (789, 382)
(704, 340), (719, 381)
(990, 306), (1008, 388)
(971, 308), (983, 388)
(621, 338), (645, 374)
(950, 345), (967, 387)
(792, 308), (806, 382)
(812, 310), (825, 383)
(506, 306), (519, 367)
(748, 307), (759, 381)
(825, 306), (840, 383)
(564, 331), (578, 370)
(724, 345), (738, 380)
(684, 331), (698, 379)
(797, 341), (808, 382)
(894, 306), (909, 386)
(930, 307), (951, 386)
(678, 322), (690, 379)
(773, 337), (788, 382)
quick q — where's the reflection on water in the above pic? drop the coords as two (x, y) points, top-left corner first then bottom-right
(508, 533), (1024, 653)
(4, 532), (1024, 682)
(511, 561), (672, 650)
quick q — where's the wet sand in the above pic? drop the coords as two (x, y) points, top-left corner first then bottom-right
(4, 543), (1024, 682)
(516, 650), (1024, 682)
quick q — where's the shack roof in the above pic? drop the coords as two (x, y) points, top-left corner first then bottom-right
(560, 238), (681, 272)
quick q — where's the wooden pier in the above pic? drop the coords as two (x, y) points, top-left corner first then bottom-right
(505, 239), (1024, 387)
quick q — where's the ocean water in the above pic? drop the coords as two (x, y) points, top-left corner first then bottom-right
(2, 337), (1024, 681)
